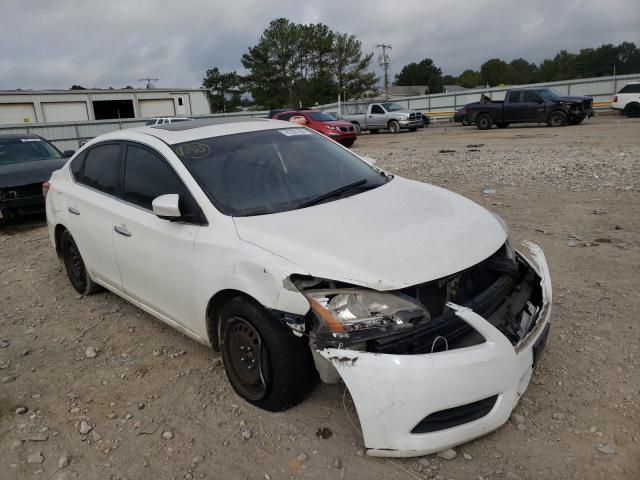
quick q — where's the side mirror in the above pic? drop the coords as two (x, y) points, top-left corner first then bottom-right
(289, 115), (308, 126)
(362, 156), (377, 166)
(152, 194), (181, 219)
(63, 150), (75, 158)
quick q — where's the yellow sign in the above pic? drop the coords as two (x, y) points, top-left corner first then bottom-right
(23, 117), (30, 123)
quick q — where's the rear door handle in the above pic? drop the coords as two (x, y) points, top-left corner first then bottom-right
(114, 225), (132, 237)
(68, 206), (80, 215)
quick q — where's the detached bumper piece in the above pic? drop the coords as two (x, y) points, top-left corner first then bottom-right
(317, 241), (552, 457)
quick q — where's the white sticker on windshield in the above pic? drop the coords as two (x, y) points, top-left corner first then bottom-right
(278, 128), (312, 137)
(20, 138), (42, 142)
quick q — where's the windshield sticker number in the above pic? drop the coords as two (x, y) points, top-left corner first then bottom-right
(20, 138), (42, 142)
(174, 143), (210, 159)
(279, 129), (312, 137)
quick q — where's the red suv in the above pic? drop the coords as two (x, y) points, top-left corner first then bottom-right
(273, 110), (357, 147)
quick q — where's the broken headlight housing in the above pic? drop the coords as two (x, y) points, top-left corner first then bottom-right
(304, 289), (430, 345)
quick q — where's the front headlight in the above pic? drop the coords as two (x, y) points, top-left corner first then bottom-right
(325, 125), (340, 131)
(303, 289), (430, 344)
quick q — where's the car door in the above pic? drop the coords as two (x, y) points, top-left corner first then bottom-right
(521, 91), (546, 122)
(502, 91), (522, 122)
(367, 104), (387, 128)
(65, 142), (124, 289)
(111, 142), (203, 330)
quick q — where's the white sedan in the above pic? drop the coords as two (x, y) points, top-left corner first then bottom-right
(45, 118), (552, 457)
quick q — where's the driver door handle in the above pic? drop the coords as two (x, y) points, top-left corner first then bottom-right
(114, 225), (132, 237)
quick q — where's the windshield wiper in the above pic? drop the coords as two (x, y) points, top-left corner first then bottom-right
(297, 179), (370, 209)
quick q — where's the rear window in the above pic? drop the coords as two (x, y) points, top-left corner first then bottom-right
(619, 83), (640, 93)
(307, 111), (335, 122)
(0, 138), (62, 165)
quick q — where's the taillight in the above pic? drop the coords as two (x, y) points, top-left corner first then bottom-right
(42, 181), (50, 199)
(613, 96), (618, 103)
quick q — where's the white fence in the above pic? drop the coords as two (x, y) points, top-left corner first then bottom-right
(1, 73), (638, 150)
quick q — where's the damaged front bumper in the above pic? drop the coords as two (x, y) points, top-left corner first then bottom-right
(316, 241), (552, 457)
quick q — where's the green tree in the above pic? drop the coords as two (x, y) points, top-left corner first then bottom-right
(441, 74), (457, 85)
(394, 58), (444, 94)
(480, 58), (516, 86)
(202, 67), (245, 113)
(332, 32), (378, 100)
(537, 50), (578, 81)
(508, 58), (538, 84)
(456, 69), (481, 88)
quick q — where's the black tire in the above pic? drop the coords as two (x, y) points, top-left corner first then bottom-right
(352, 123), (361, 135)
(462, 115), (470, 126)
(388, 120), (400, 134)
(220, 296), (311, 411)
(369, 129), (379, 134)
(496, 122), (509, 128)
(476, 114), (493, 130)
(340, 139), (355, 148)
(547, 110), (567, 127)
(61, 230), (100, 295)
(408, 127), (417, 132)
(624, 103), (640, 118)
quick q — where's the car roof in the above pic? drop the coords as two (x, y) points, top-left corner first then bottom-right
(95, 117), (301, 145)
(0, 133), (43, 141)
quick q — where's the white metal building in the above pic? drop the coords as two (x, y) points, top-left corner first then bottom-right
(0, 88), (210, 125)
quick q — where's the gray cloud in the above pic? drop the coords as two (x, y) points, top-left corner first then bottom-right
(1, 0), (638, 90)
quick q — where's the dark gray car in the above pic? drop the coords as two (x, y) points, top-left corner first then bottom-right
(0, 134), (72, 220)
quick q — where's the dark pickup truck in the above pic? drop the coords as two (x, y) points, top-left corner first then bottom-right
(466, 88), (594, 130)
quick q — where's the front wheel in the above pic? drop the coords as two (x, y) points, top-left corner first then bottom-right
(220, 296), (312, 411)
(61, 230), (101, 295)
(476, 114), (493, 130)
(341, 139), (355, 148)
(547, 111), (567, 127)
(388, 120), (400, 134)
(352, 123), (361, 135)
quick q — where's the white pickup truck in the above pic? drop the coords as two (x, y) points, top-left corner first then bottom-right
(342, 102), (424, 134)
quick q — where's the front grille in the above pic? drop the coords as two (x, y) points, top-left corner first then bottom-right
(1, 183), (42, 200)
(411, 395), (498, 433)
(408, 113), (422, 121)
(339, 125), (354, 132)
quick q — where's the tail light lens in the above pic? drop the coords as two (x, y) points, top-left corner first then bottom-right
(42, 181), (50, 199)
(613, 96), (618, 103)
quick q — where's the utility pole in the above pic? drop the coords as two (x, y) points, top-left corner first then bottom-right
(138, 77), (159, 89)
(376, 44), (392, 100)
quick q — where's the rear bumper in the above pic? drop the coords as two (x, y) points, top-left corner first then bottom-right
(317, 241), (552, 457)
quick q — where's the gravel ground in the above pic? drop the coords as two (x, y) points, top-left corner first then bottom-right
(1, 114), (639, 480)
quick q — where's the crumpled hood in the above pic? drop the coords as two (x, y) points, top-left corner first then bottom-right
(554, 95), (592, 104)
(0, 159), (66, 189)
(234, 177), (507, 290)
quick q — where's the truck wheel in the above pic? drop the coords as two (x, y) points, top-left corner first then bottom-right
(476, 114), (493, 130)
(547, 111), (567, 127)
(496, 122), (509, 128)
(388, 120), (400, 134)
(624, 103), (640, 118)
(353, 123), (361, 135)
(220, 296), (312, 411)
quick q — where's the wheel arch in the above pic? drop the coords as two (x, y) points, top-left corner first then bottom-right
(54, 223), (68, 260)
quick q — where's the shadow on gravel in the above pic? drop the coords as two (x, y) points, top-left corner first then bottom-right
(0, 213), (47, 235)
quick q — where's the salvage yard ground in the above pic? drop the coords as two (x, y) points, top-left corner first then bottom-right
(1, 115), (639, 480)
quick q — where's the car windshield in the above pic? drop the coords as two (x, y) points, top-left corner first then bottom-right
(171, 128), (388, 216)
(537, 89), (563, 101)
(380, 102), (404, 111)
(307, 111), (336, 122)
(0, 138), (62, 165)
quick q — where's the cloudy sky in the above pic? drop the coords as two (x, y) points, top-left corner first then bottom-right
(1, 0), (638, 90)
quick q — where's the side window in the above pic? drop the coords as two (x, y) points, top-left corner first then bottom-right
(70, 151), (86, 180)
(371, 105), (384, 114)
(523, 91), (541, 103)
(619, 84), (640, 93)
(277, 113), (294, 121)
(123, 144), (196, 216)
(508, 91), (521, 103)
(79, 144), (121, 195)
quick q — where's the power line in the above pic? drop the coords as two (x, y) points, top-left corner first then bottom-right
(138, 77), (159, 89)
(376, 44), (392, 100)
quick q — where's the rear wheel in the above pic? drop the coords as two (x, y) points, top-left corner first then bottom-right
(624, 103), (640, 118)
(547, 111), (567, 127)
(61, 230), (100, 295)
(476, 114), (493, 130)
(388, 120), (400, 134)
(496, 122), (509, 128)
(220, 296), (312, 411)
